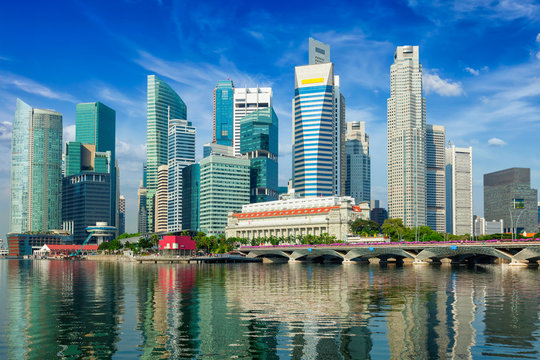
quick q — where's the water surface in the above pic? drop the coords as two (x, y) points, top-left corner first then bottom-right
(1, 260), (539, 359)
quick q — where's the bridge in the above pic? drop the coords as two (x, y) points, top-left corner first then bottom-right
(238, 239), (540, 266)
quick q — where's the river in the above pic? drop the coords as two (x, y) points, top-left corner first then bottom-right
(0, 260), (539, 359)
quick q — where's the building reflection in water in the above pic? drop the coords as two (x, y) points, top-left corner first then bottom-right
(2, 261), (539, 359)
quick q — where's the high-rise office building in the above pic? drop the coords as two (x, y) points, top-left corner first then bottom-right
(233, 87), (272, 156)
(146, 75), (187, 232)
(240, 108), (279, 203)
(426, 125), (446, 232)
(118, 195), (126, 235)
(293, 38), (345, 198)
(167, 119), (196, 232)
(75, 102), (117, 228)
(137, 163), (148, 234)
(62, 142), (113, 243)
(213, 80), (235, 146)
(484, 168), (538, 233)
(203, 142), (235, 158)
(199, 155), (250, 235)
(387, 45), (426, 229)
(446, 146), (473, 235)
(182, 163), (200, 232)
(155, 165), (168, 233)
(10, 99), (63, 233)
(345, 121), (370, 203)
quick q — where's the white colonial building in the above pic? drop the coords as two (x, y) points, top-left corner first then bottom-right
(225, 196), (369, 241)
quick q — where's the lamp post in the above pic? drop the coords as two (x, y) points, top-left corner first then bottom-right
(387, 222), (402, 242)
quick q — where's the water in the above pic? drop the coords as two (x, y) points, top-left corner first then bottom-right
(1, 260), (539, 359)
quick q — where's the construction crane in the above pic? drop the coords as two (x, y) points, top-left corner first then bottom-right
(69, 231), (95, 258)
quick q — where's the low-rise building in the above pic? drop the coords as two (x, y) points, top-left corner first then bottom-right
(35, 244), (98, 257)
(7, 232), (73, 257)
(474, 217), (504, 236)
(159, 235), (196, 256)
(226, 196), (369, 241)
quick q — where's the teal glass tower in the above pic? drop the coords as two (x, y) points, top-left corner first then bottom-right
(213, 80), (234, 146)
(240, 108), (279, 203)
(75, 102), (117, 227)
(10, 99), (63, 233)
(146, 75), (187, 232)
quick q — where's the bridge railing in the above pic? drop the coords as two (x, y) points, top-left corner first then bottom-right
(239, 238), (540, 249)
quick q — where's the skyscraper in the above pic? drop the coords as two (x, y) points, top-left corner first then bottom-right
(118, 195), (126, 235)
(137, 163), (148, 234)
(293, 38), (345, 197)
(213, 80), (234, 146)
(484, 168), (538, 233)
(240, 108), (279, 203)
(233, 87), (272, 156)
(146, 75), (187, 232)
(199, 155), (250, 235)
(446, 145), (473, 235)
(308, 37), (330, 65)
(426, 125), (446, 232)
(182, 163), (201, 232)
(167, 119), (196, 232)
(10, 99), (63, 233)
(345, 121), (370, 203)
(155, 164), (168, 233)
(387, 45), (426, 228)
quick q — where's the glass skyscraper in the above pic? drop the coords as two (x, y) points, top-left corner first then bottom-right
(293, 39), (345, 197)
(75, 102), (117, 227)
(168, 119), (196, 232)
(146, 75), (187, 232)
(213, 80), (234, 146)
(182, 163), (200, 232)
(240, 108), (279, 203)
(199, 155), (250, 236)
(345, 121), (370, 203)
(10, 99), (63, 233)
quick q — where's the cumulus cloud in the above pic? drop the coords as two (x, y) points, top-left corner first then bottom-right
(0, 121), (12, 141)
(465, 67), (480, 76)
(488, 137), (507, 147)
(423, 72), (464, 96)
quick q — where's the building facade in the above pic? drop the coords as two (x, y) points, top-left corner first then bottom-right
(240, 108), (279, 203)
(167, 119), (196, 232)
(137, 184), (148, 234)
(155, 165), (168, 233)
(446, 146), (473, 235)
(345, 121), (370, 203)
(233, 87), (272, 156)
(118, 195), (126, 235)
(387, 46), (426, 229)
(146, 75), (187, 232)
(10, 99), (63, 233)
(225, 196), (369, 241)
(473, 217), (504, 236)
(8, 232), (72, 257)
(182, 164), (201, 232)
(426, 125), (446, 232)
(62, 172), (111, 244)
(199, 155), (250, 235)
(213, 80), (235, 146)
(484, 168), (538, 233)
(75, 102), (117, 228)
(293, 40), (345, 198)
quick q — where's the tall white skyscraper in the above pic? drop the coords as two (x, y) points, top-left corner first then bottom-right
(387, 45), (426, 228)
(155, 164), (168, 233)
(345, 121), (370, 203)
(167, 119), (196, 232)
(426, 124), (446, 232)
(446, 145), (473, 235)
(293, 39), (345, 197)
(232, 87), (272, 156)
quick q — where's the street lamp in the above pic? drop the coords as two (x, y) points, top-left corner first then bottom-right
(387, 222), (403, 242)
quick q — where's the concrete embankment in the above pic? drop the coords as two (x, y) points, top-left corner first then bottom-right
(85, 255), (135, 262)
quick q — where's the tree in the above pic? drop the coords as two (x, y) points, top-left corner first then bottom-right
(350, 219), (380, 236)
(381, 218), (406, 241)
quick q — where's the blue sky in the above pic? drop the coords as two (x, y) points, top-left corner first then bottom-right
(1, 0), (539, 236)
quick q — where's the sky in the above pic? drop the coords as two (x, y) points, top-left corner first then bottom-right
(0, 0), (539, 237)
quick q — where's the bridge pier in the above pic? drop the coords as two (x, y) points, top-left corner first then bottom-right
(413, 260), (429, 265)
(509, 260), (529, 267)
(342, 259), (353, 264)
(368, 258), (380, 264)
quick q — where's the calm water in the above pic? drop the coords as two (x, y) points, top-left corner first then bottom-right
(0, 260), (539, 359)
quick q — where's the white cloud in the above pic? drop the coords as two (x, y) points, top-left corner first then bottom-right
(246, 30), (264, 40)
(537, 52), (540, 61)
(536, 33), (540, 42)
(465, 67), (480, 76)
(423, 72), (464, 96)
(63, 124), (76, 143)
(488, 137), (507, 146)
(0, 72), (77, 102)
(0, 121), (12, 141)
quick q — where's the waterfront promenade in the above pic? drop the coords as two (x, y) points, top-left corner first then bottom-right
(239, 239), (540, 265)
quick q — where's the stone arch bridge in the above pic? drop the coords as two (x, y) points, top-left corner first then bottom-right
(238, 241), (540, 266)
